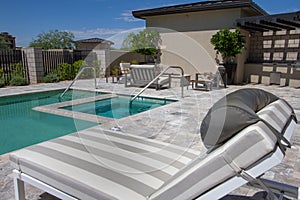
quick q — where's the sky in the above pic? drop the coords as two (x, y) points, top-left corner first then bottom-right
(1, 0), (299, 47)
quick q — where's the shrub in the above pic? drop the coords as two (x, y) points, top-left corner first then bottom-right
(0, 69), (4, 87)
(0, 78), (5, 88)
(43, 72), (60, 83)
(11, 62), (24, 77)
(9, 75), (28, 86)
(0, 69), (3, 78)
(73, 60), (90, 79)
(73, 60), (87, 75)
(57, 63), (72, 80)
(111, 66), (121, 76)
(130, 59), (139, 64)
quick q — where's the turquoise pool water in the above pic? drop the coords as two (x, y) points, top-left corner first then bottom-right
(0, 90), (99, 155)
(62, 96), (175, 119)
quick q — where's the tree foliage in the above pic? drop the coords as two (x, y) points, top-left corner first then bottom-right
(210, 28), (246, 63)
(121, 29), (161, 56)
(29, 29), (75, 49)
(0, 35), (10, 50)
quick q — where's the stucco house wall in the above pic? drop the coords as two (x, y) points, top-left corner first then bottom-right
(142, 8), (255, 83)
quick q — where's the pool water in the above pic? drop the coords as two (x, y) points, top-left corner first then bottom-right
(0, 90), (99, 155)
(62, 96), (175, 119)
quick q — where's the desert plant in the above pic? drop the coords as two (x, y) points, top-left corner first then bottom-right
(11, 62), (24, 77)
(8, 63), (28, 86)
(91, 60), (103, 78)
(9, 75), (28, 86)
(43, 72), (60, 83)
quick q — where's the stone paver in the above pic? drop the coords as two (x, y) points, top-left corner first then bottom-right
(0, 79), (299, 199)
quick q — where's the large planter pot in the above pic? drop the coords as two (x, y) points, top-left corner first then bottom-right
(223, 63), (237, 85)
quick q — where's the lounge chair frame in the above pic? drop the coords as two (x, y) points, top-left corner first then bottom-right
(13, 169), (77, 200)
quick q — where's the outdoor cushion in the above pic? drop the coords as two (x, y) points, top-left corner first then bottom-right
(10, 120), (280, 200)
(10, 127), (200, 200)
(150, 121), (277, 199)
(129, 64), (170, 89)
(200, 88), (280, 148)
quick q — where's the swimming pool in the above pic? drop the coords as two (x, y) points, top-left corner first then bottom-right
(61, 96), (175, 119)
(0, 90), (99, 155)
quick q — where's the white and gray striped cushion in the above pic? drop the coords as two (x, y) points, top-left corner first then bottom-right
(10, 127), (200, 200)
(130, 65), (169, 88)
(257, 99), (293, 132)
(130, 65), (156, 86)
(149, 99), (295, 199)
(149, 121), (278, 200)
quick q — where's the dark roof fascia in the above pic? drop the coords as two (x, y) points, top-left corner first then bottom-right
(76, 38), (114, 45)
(132, 0), (268, 19)
(237, 11), (300, 24)
(237, 11), (300, 32)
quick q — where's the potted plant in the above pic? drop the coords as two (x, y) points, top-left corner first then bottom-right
(211, 28), (246, 84)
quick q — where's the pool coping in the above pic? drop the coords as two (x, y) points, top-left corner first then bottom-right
(33, 93), (118, 124)
(0, 86), (67, 98)
(33, 92), (177, 124)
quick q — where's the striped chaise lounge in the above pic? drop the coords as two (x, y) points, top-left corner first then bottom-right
(126, 64), (171, 89)
(10, 88), (298, 200)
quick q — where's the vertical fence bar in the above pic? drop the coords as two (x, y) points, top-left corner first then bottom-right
(0, 49), (25, 84)
(22, 50), (29, 83)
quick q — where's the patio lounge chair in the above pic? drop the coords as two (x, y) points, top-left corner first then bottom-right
(10, 88), (298, 200)
(118, 62), (131, 84)
(126, 64), (171, 89)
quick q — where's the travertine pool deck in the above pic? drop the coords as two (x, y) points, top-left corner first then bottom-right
(0, 79), (299, 200)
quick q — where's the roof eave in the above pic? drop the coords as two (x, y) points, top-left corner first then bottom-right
(132, 0), (268, 19)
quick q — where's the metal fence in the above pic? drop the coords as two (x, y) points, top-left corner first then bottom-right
(0, 49), (99, 84)
(42, 50), (73, 74)
(42, 50), (95, 75)
(0, 50), (29, 84)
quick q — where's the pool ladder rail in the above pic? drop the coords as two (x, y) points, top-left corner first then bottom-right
(129, 66), (184, 107)
(59, 66), (97, 100)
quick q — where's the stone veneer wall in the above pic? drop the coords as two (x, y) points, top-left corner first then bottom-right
(244, 30), (300, 87)
(248, 30), (300, 63)
(23, 48), (44, 84)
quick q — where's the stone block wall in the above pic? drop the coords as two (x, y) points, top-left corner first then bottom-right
(244, 63), (300, 88)
(248, 30), (300, 63)
(23, 48), (44, 84)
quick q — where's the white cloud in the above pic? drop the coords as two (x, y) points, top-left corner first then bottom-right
(266, 8), (300, 15)
(69, 28), (125, 40)
(115, 10), (141, 22)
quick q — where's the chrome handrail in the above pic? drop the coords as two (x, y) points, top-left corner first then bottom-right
(129, 66), (184, 107)
(59, 66), (97, 99)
